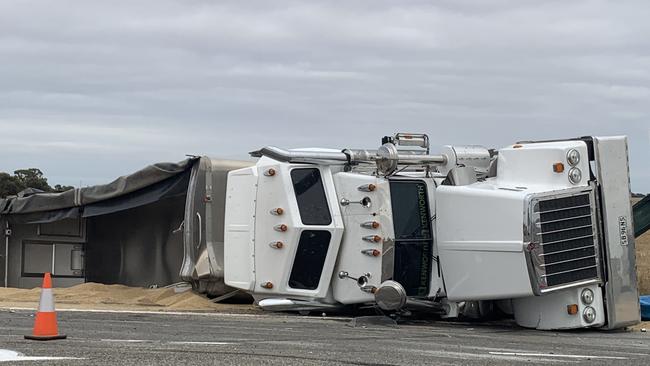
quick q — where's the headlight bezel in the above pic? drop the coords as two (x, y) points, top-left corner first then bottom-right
(583, 306), (597, 323)
(568, 167), (582, 184)
(581, 288), (595, 305)
(567, 149), (581, 166)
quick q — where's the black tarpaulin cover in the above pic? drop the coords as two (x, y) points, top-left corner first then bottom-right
(0, 158), (197, 224)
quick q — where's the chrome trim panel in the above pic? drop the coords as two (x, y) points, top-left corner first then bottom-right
(381, 238), (395, 282)
(258, 298), (342, 312)
(593, 136), (640, 329)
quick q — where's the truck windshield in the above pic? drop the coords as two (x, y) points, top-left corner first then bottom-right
(389, 180), (433, 297)
(288, 230), (331, 290)
(291, 168), (332, 226)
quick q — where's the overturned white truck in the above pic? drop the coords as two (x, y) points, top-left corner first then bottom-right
(183, 134), (640, 330)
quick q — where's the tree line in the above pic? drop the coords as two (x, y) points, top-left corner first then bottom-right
(0, 168), (74, 198)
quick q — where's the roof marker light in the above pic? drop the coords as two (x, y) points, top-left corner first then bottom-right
(274, 224), (288, 232)
(553, 162), (565, 173)
(358, 184), (376, 192)
(269, 241), (284, 249)
(361, 221), (380, 229)
(361, 249), (381, 257)
(363, 235), (382, 243)
(270, 208), (284, 216)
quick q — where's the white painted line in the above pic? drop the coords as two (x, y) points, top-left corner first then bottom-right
(489, 352), (628, 360)
(1, 357), (83, 362)
(421, 350), (567, 363)
(99, 339), (234, 346)
(169, 341), (233, 346)
(100, 339), (153, 343)
(0, 349), (84, 362)
(2, 307), (263, 318)
(1, 306), (350, 321)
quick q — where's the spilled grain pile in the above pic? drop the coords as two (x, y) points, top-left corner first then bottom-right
(0, 283), (258, 314)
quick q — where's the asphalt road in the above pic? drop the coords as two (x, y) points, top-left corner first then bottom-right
(0, 309), (648, 365)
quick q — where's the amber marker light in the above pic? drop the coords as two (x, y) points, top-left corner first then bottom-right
(567, 304), (579, 315)
(274, 224), (288, 232)
(553, 162), (565, 173)
(361, 221), (380, 229)
(270, 208), (284, 216)
(358, 184), (377, 192)
(363, 235), (382, 243)
(269, 241), (284, 249)
(261, 282), (274, 289)
(264, 168), (276, 177)
(361, 249), (381, 257)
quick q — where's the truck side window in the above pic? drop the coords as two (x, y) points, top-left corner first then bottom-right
(288, 230), (331, 290)
(291, 168), (332, 226)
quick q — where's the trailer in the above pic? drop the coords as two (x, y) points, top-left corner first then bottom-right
(0, 158), (252, 291)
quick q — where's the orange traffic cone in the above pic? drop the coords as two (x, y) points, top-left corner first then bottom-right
(24, 273), (66, 341)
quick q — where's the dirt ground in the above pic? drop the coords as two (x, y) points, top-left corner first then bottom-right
(633, 195), (649, 294)
(637, 231), (650, 295)
(629, 321), (650, 332)
(0, 282), (259, 313)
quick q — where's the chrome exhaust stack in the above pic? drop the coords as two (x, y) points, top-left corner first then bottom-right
(250, 133), (447, 176)
(249, 146), (351, 163)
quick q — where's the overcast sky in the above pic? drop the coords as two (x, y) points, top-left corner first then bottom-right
(0, 0), (648, 191)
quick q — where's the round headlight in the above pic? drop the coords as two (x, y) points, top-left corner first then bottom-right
(568, 167), (582, 184)
(581, 289), (594, 305)
(583, 306), (597, 323)
(567, 149), (581, 166)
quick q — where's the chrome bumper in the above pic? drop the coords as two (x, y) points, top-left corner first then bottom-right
(594, 136), (640, 329)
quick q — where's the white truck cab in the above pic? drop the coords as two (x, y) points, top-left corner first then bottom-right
(222, 133), (640, 330)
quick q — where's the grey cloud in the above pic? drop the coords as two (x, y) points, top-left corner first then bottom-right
(0, 0), (648, 191)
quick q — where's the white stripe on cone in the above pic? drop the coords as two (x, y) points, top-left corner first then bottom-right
(38, 288), (55, 312)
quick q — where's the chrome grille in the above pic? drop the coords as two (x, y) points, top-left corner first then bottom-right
(526, 188), (601, 293)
